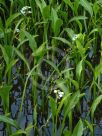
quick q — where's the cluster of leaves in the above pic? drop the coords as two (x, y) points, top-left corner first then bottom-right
(0, 0), (102, 135)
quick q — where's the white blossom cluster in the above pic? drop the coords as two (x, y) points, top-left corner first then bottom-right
(54, 89), (64, 99)
(20, 6), (32, 15)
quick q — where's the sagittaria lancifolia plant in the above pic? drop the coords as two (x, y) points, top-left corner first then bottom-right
(0, 0), (102, 135)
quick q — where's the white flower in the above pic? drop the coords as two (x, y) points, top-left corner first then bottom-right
(20, 6), (32, 15)
(22, 6), (31, 11)
(72, 34), (78, 41)
(28, 11), (32, 14)
(58, 91), (64, 98)
(54, 89), (64, 99)
(54, 89), (58, 93)
(15, 28), (20, 33)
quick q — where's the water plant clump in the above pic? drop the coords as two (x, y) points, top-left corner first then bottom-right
(0, 0), (102, 136)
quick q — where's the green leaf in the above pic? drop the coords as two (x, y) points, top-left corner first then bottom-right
(72, 119), (83, 136)
(13, 47), (30, 70)
(17, 39), (28, 49)
(33, 105), (37, 125)
(6, 13), (21, 28)
(94, 63), (102, 80)
(85, 38), (95, 51)
(0, 115), (19, 128)
(20, 64), (38, 111)
(84, 120), (93, 134)
(76, 60), (83, 79)
(5, 59), (18, 76)
(43, 59), (60, 74)
(26, 123), (34, 135)
(69, 16), (87, 23)
(74, 0), (80, 15)
(64, 92), (83, 117)
(49, 97), (57, 117)
(23, 30), (37, 51)
(89, 28), (102, 36)
(5, 46), (14, 59)
(32, 42), (46, 57)
(57, 93), (71, 116)
(76, 40), (85, 57)
(64, 130), (71, 136)
(94, 81), (102, 93)
(0, 44), (9, 65)
(54, 18), (63, 36)
(93, 2), (100, 16)
(56, 79), (69, 93)
(70, 79), (79, 90)
(51, 8), (63, 36)
(80, 0), (93, 17)
(58, 10), (67, 22)
(85, 60), (94, 72)
(0, 45), (15, 66)
(91, 95), (102, 118)
(10, 130), (26, 136)
(0, 28), (12, 38)
(63, 0), (74, 10)
(64, 28), (75, 40)
(52, 37), (72, 47)
(35, 0), (47, 20)
(60, 92), (83, 135)
(51, 8), (58, 26)
(42, 5), (50, 20)
(0, 85), (12, 112)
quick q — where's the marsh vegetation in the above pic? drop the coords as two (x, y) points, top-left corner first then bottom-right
(0, 0), (102, 135)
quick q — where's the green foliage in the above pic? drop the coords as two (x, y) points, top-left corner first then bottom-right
(13, 47), (30, 70)
(49, 96), (57, 117)
(51, 8), (63, 36)
(80, 0), (93, 17)
(0, 0), (102, 135)
(0, 115), (19, 129)
(0, 85), (12, 112)
(76, 60), (83, 80)
(91, 95), (102, 119)
(72, 119), (83, 136)
(94, 62), (102, 81)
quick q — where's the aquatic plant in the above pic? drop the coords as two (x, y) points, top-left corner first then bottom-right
(0, 0), (102, 136)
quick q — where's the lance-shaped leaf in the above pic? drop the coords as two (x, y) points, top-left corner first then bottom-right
(51, 8), (63, 36)
(76, 60), (83, 79)
(49, 97), (57, 117)
(91, 95), (102, 119)
(72, 119), (83, 136)
(80, 0), (93, 17)
(0, 115), (19, 129)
